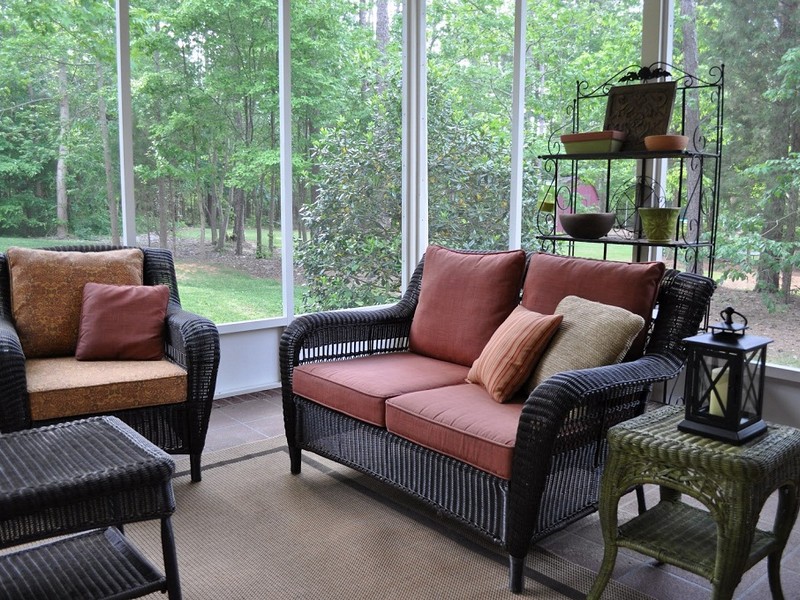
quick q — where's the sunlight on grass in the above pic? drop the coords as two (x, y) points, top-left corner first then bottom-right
(174, 261), (304, 323)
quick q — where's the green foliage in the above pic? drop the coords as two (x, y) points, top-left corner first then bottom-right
(297, 81), (403, 312)
(0, 192), (55, 236)
(2, 0), (797, 323)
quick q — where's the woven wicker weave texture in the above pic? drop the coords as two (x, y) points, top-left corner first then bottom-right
(590, 406), (800, 600)
(280, 252), (717, 592)
(0, 245), (220, 482)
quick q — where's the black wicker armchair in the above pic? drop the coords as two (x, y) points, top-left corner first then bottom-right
(0, 245), (220, 482)
(281, 255), (716, 592)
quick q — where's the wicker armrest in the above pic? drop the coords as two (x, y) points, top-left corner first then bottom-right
(280, 260), (425, 378)
(281, 303), (415, 364)
(505, 351), (691, 559)
(164, 305), (220, 406)
(0, 315), (29, 432)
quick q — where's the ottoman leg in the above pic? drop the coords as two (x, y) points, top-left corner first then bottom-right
(289, 446), (302, 474)
(161, 517), (182, 600)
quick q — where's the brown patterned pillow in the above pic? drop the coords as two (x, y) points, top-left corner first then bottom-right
(76, 283), (170, 360)
(467, 306), (562, 403)
(7, 247), (144, 357)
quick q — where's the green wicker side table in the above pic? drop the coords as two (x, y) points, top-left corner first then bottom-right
(588, 405), (800, 600)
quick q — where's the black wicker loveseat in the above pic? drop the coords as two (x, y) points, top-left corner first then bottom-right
(0, 245), (220, 482)
(280, 247), (715, 592)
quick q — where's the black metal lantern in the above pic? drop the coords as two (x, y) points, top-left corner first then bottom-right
(678, 307), (772, 444)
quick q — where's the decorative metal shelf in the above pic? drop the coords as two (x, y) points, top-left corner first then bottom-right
(533, 62), (724, 280)
(539, 150), (719, 161)
(536, 234), (713, 249)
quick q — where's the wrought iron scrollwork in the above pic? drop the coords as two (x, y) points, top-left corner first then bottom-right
(619, 65), (672, 83)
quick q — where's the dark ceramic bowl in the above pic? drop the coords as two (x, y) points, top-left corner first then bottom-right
(558, 212), (615, 239)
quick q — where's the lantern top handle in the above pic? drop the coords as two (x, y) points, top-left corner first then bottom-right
(711, 306), (748, 337)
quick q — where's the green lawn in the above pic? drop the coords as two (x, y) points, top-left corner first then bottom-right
(174, 261), (305, 323)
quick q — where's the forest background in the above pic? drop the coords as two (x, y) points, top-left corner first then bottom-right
(1, 0), (798, 365)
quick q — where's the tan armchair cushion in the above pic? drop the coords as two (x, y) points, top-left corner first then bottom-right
(26, 357), (187, 421)
(7, 247), (144, 358)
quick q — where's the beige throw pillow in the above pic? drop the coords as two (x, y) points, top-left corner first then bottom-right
(526, 295), (645, 391)
(467, 306), (563, 403)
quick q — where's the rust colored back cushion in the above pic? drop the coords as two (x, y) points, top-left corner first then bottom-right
(76, 283), (170, 361)
(7, 247), (144, 358)
(520, 253), (665, 359)
(409, 246), (526, 366)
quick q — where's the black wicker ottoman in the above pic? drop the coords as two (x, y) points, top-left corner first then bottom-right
(0, 416), (181, 599)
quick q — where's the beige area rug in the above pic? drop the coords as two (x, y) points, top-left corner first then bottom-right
(128, 437), (653, 599)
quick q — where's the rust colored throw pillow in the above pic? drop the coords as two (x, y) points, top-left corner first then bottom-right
(520, 253), (665, 359)
(7, 247), (144, 358)
(466, 306), (563, 403)
(76, 283), (170, 361)
(526, 295), (645, 392)
(409, 245), (527, 367)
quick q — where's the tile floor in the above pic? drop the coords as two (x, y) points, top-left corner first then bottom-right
(206, 390), (800, 599)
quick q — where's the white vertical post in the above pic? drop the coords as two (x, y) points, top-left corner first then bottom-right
(508, 0), (527, 250)
(401, 0), (428, 289)
(636, 0), (674, 262)
(115, 0), (136, 246)
(279, 0), (294, 320)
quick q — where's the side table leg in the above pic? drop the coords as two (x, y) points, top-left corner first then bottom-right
(767, 484), (800, 600)
(588, 471), (623, 600)
(161, 517), (182, 600)
(587, 545), (618, 600)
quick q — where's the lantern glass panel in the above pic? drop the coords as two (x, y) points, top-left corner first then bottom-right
(741, 347), (765, 420)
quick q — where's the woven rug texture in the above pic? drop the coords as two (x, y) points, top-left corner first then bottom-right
(128, 437), (653, 599)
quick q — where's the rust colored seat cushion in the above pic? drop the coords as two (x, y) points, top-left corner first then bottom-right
(76, 283), (170, 361)
(26, 357), (187, 422)
(386, 384), (523, 480)
(292, 353), (471, 427)
(7, 247), (144, 358)
(409, 246), (527, 367)
(520, 253), (664, 359)
(466, 306), (562, 403)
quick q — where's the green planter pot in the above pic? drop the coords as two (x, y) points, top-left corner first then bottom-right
(638, 207), (680, 242)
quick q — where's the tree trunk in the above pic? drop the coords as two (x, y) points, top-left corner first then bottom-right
(234, 188), (245, 256)
(158, 176), (168, 248)
(97, 62), (119, 245)
(782, 118), (800, 300)
(56, 61), (69, 239)
(256, 176), (264, 256)
(269, 169), (277, 255)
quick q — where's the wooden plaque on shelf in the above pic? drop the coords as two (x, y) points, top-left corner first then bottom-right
(603, 81), (677, 151)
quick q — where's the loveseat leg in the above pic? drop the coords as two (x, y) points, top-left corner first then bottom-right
(509, 555), (524, 593)
(190, 453), (202, 482)
(289, 446), (302, 474)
